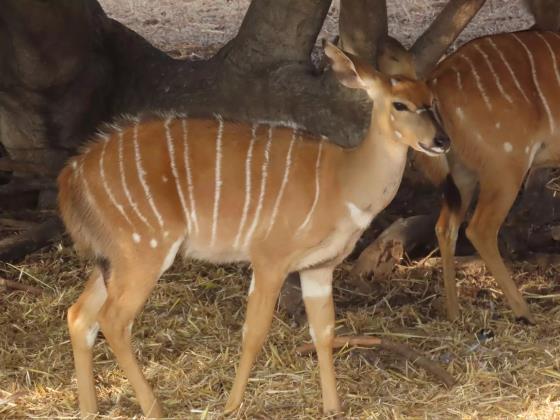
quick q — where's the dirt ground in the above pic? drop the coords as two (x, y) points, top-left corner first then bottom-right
(2, 1), (560, 419)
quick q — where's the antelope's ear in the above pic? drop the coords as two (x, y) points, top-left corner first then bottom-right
(323, 40), (367, 90)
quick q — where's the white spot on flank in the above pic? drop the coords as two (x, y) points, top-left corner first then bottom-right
(394, 130), (403, 139)
(162, 176), (169, 183)
(210, 116), (224, 247)
(150, 239), (158, 248)
(165, 117), (192, 231)
(346, 202), (371, 229)
(486, 37), (530, 103)
(474, 44), (513, 104)
(503, 142), (513, 153)
(243, 125), (273, 247)
(297, 140), (325, 233)
(181, 118), (199, 234)
(525, 146), (530, 154)
(265, 128), (298, 237)
(71, 160), (77, 169)
(233, 124), (258, 249)
(460, 53), (492, 110)
(456, 107), (464, 120)
(511, 33), (554, 133)
(496, 122), (501, 129)
(132, 233), (141, 243)
(86, 322), (100, 348)
(133, 123), (165, 228)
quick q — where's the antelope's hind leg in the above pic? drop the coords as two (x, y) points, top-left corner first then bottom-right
(94, 253), (169, 418)
(67, 265), (108, 416)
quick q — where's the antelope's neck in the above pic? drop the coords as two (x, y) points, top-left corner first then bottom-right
(340, 123), (408, 212)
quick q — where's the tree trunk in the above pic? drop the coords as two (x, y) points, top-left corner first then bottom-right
(0, 0), (374, 177)
(525, 0), (560, 30)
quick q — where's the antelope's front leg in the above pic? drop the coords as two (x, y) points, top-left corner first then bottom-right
(300, 266), (340, 414)
(224, 266), (286, 413)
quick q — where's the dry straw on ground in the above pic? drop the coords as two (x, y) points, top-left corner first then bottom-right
(2, 246), (560, 418)
(2, 1), (560, 419)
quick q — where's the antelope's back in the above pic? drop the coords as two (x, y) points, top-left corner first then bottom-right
(429, 31), (560, 167)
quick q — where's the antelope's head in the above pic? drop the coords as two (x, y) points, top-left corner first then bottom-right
(324, 40), (449, 156)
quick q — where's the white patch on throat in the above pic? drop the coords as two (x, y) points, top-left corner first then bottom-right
(346, 202), (371, 229)
(503, 142), (513, 153)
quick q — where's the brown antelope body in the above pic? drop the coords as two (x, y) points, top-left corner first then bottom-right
(421, 30), (560, 323)
(58, 42), (448, 417)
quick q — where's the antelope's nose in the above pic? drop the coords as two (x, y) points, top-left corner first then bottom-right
(433, 134), (450, 152)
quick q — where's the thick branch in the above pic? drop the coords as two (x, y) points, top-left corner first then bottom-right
(525, 0), (560, 30)
(411, 0), (486, 78)
(224, 0), (332, 69)
(339, 0), (387, 64)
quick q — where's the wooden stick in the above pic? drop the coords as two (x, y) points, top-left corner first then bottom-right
(0, 277), (43, 296)
(296, 335), (456, 388)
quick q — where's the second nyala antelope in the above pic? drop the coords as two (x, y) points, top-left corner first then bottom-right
(58, 41), (449, 417)
(416, 30), (560, 323)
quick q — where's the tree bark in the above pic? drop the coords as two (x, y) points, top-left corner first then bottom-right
(411, 0), (486, 78)
(339, 0), (387, 64)
(525, 0), (560, 30)
(0, 0), (374, 176)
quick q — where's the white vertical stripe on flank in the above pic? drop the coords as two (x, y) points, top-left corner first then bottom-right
(451, 66), (463, 91)
(210, 115), (224, 246)
(511, 33), (555, 133)
(486, 38), (531, 103)
(181, 118), (199, 234)
(297, 139), (324, 232)
(165, 117), (192, 231)
(233, 124), (258, 249)
(79, 161), (99, 218)
(99, 136), (134, 227)
(536, 32), (560, 88)
(460, 53), (492, 110)
(474, 44), (513, 104)
(118, 129), (152, 230)
(243, 125), (273, 247)
(265, 128), (298, 238)
(133, 122), (165, 228)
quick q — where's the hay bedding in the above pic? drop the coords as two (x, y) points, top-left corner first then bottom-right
(2, 0), (560, 418)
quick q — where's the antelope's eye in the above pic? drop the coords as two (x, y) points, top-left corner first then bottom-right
(392, 102), (409, 112)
